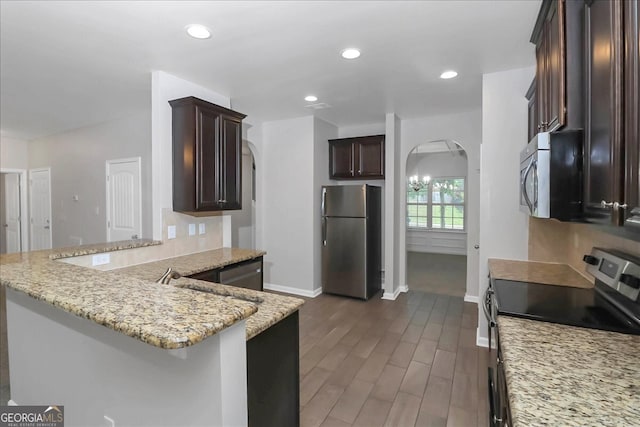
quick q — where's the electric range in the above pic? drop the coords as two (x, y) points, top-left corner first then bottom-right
(488, 248), (640, 335)
(484, 247), (640, 427)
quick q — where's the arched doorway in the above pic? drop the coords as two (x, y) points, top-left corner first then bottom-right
(405, 140), (468, 297)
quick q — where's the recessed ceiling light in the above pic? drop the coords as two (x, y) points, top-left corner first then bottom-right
(341, 48), (361, 59)
(440, 70), (458, 79)
(304, 95), (318, 102)
(186, 24), (211, 39)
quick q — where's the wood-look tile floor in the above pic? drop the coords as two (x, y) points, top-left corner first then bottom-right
(297, 290), (488, 427)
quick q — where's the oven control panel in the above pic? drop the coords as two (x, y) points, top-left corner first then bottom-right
(584, 248), (640, 302)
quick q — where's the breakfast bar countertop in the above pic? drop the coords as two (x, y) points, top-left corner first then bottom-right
(0, 244), (302, 348)
(488, 258), (593, 288)
(498, 315), (640, 426)
(115, 248), (305, 340)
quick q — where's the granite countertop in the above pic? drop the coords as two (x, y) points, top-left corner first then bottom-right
(49, 239), (162, 259)
(116, 247), (266, 278)
(115, 248), (305, 340)
(498, 316), (640, 426)
(0, 243), (302, 349)
(489, 258), (593, 288)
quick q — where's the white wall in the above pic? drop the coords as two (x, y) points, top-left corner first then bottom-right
(150, 71), (231, 244)
(406, 151), (468, 180)
(384, 113), (402, 299)
(400, 110), (482, 301)
(28, 112), (152, 247)
(313, 118), (338, 292)
(254, 116), (337, 297)
(229, 142), (255, 249)
(478, 66), (534, 346)
(261, 116), (316, 295)
(0, 136), (29, 170)
(338, 122), (386, 138)
(406, 150), (468, 255)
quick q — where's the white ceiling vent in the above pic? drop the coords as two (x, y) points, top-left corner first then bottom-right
(304, 102), (332, 110)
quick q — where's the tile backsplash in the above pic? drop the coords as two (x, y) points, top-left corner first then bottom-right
(61, 209), (224, 270)
(529, 217), (640, 281)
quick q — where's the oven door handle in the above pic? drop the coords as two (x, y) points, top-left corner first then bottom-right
(487, 367), (503, 427)
(522, 156), (535, 214)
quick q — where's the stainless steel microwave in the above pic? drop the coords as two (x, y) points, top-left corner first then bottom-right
(519, 130), (583, 220)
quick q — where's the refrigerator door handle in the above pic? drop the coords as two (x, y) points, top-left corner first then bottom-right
(322, 216), (327, 246)
(321, 187), (327, 216)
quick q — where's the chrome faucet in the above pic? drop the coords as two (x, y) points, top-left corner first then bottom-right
(156, 267), (181, 284)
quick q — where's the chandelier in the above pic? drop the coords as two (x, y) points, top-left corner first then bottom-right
(408, 175), (430, 192)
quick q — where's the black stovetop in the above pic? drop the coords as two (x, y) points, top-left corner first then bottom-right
(493, 279), (640, 335)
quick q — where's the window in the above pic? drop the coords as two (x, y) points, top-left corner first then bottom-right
(407, 177), (465, 230)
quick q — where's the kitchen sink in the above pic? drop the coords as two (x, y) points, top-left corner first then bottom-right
(176, 283), (263, 304)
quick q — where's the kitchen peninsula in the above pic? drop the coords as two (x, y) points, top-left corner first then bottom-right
(0, 241), (303, 427)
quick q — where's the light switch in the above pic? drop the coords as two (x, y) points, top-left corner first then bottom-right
(188, 223), (196, 236)
(167, 225), (176, 239)
(198, 223), (205, 235)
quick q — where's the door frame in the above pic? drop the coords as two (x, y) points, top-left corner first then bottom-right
(0, 168), (28, 252)
(29, 167), (52, 251)
(105, 157), (142, 242)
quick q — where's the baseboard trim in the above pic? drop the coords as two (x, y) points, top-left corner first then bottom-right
(476, 335), (489, 348)
(263, 283), (322, 298)
(464, 294), (479, 304)
(381, 285), (405, 300)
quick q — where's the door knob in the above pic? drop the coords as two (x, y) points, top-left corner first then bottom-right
(474, 244), (480, 249)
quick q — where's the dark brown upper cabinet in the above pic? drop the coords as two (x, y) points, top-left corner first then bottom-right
(533, 0), (566, 132)
(583, 0), (624, 224)
(583, 0), (639, 227)
(623, 0), (640, 229)
(169, 96), (246, 214)
(328, 135), (385, 180)
(530, 0), (584, 134)
(526, 79), (538, 142)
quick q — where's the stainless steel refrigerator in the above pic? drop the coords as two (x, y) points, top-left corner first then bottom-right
(321, 185), (382, 300)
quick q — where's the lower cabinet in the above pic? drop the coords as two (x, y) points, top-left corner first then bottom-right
(247, 311), (300, 427)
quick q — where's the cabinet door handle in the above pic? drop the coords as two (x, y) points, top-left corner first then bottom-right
(601, 200), (614, 208)
(614, 202), (628, 210)
(218, 199), (227, 203)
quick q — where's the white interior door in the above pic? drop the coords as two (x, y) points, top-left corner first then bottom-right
(3, 173), (22, 253)
(106, 157), (141, 242)
(30, 168), (52, 250)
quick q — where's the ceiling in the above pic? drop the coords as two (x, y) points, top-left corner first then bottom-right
(0, 0), (541, 141)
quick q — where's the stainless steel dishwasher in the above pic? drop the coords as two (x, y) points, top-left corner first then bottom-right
(218, 258), (263, 291)
(188, 257), (264, 291)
